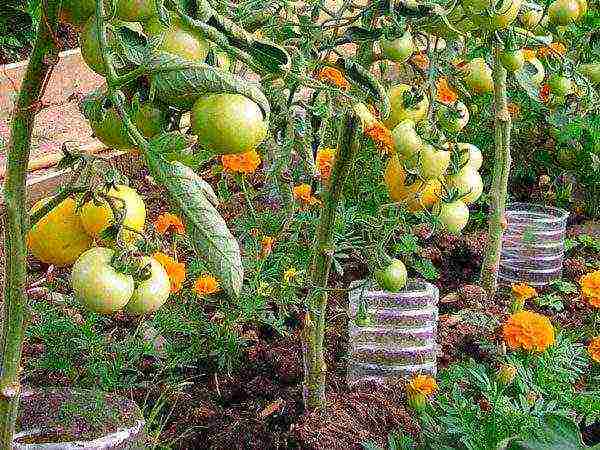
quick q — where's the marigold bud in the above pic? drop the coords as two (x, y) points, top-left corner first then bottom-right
(496, 364), (517, 385)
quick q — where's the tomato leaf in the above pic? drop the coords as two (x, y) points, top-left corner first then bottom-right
(339, 58), (391, 119)
(144, 146), (243, 298)
(147, 52), (270, 118)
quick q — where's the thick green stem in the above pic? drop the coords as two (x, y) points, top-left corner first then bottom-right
(481, 46), (512, 301)
(302, 113), (360, 410)
(0, 2), (61, 447)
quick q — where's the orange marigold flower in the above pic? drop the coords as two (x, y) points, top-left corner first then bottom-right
(436, 77), (458, 105)
(588, 337), (600, 363)
(507, 102), (520, 118)
(193, 274), (220, 296)
(318, 67), (350, 90)
(512, 283), (538, 301)
(408, 374), (438, 397)
(154, 213), (185, 235)
(522, 49), (536, 61)
(293, 183), (320, 206)
(259, 235), (275, 259)
(539, 84), (551, 103)
(153, 252), (186, 293)
(537, 42), (567, 58)
(221, 150), (261, 174)
(411, 52), (430, 71)
(364, 121), (394, 154)
(579, 271), (600, 307)
(502, 310), (555, 352)
(316, 148), (336, 179)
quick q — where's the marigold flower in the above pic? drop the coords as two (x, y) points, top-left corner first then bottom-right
(293, 184), (320, 206)
(507, 102), (520, 118)
(153, 252), (186, 293)
(537, 42), (567, 58)
(221, 150), (261, 174)
(193, 274), (220, 296)
(512, 283), (538, 301)
(411, 52), (430, 70)
(318, 67), (350, 90)
(154, 213), (185, 235)
(364, 121), (394, 154)
(283, 267), (299, 283)
(539, 84), (551, 103)
(522, 49), (536, 61)
(436, 77), (458, 105)
(259, 235), (275, 259)
(408, 374), (438, 397)
(502, 310), (555, 352)
(579, 271), (600, 307)
(316, 148), (336, 179)
(588, 337), (600, 363)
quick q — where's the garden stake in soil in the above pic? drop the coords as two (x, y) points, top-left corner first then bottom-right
(303, 112), (361, 410)
(0, 1), (61, 448)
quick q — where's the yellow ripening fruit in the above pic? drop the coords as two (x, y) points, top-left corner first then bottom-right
(28, 197), (93, 267)
(79, 185), (146, 243)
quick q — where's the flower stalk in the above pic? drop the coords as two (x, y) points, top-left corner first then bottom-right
(0, 1), (61, 447)
(302, 112), (360, 409)
(481, 45), (512, 300)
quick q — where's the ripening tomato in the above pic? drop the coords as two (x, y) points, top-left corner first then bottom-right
(384, 154), (441, 212)
(71, 247), (134, 314)
(380, 31), (415, 63)
(79, 185), (146, 243)
(446, 166), (483, 204)
(385, 84), (429, 130)
(436, 101), (469, 134)
(375, 259), (408, 292)
(191, 93), (267, 155)
(392, 119), (423, 159)
(500, 50), (525, 72)
(549, 0), (580, 25)
(418, 144), (451, 180)
(124, 256), (171, 315)
(464, 58), (494, 94)
(437, 200), (470, 234)
(28, 197), (93, 267)
(574, 0), (587, 17)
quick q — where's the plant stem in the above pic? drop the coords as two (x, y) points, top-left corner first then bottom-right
(481, 45), (512, 301)
(302, 112), (360, 410)
(0, 1), (61, 447)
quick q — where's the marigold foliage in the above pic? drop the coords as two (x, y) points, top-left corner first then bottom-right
(153, 252), (186, 293)
(502, 310), (555, 352)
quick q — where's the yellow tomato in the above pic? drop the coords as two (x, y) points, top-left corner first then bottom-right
(28, 197), (93, 267)
(384, 154), (441, 212)
(79, 185), (146, 243)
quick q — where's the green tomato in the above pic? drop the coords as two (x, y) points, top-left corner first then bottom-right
(143, 15), (210, 62)
(59, 0), (95, 27)
(80, 17), (116, 75)
(446, 166), (483, 204)
(437, 200), (470, 234)
(191, 93), (267, 155)
(463, 0), (522, 30)
(464, 58), (494, 94)
(457, 142), (483, 170)
(500, 50), (525, 72)
(436, 101), (469, 134)
(384, 84), (429, 130)
(577, 63), (600, 84)
(375, 259), (408, 292)
(519, 9), (543, 29)
(419, 144), (450, 180)
(71, 247), (134, 314)
(548, 74), (573, 96)
(125, 257), (171, 315)
(392, 119), (423, 160)
(517, 57), (545, 86)
(380, 31), (415, 63)
(548, 0), (580, 25)
(116, 0), (157, 23)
